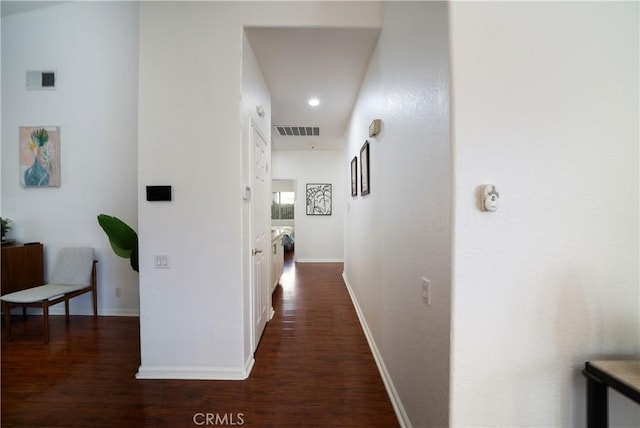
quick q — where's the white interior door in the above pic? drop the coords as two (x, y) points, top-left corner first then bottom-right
(251, 123), (270, 350)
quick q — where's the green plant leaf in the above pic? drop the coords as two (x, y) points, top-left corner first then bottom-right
(97, 214), (137, 257)
(108, 242), (132, 259)
(130, 245), (139, 272)
(97, 214), (139, 273)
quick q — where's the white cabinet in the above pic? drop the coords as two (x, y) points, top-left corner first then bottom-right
(271, 233), (284, 292)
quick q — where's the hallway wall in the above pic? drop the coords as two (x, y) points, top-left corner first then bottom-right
(343, 2), (451, 426)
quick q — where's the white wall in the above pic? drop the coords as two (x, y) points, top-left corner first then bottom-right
(272, 179), (294, 193)
(449, 2), (640, 427)
(137, 1), (382, 379)
(344, 2), (451, 427)
(1, 2), (140, 316)
(272, 151), (345, 262)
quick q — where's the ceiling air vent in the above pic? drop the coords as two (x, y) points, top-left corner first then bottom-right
(275, 126), (320, 137)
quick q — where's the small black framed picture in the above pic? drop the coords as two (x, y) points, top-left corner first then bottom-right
(350, 156), (358, 197)
(360, 141), (370, 196)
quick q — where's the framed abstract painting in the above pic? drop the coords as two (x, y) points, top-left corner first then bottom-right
(306, 183), (332, 215)
(19, 126), (61, 187)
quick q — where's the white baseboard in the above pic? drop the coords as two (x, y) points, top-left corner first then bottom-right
(295, 258), (344, 263)
(26, 307), (140, 317)
(342, 272), (411, 428)
(99, 309), (140, 317)
(136, 358), (255, 380)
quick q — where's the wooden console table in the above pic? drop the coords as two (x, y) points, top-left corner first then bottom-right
(1, 243), (44, 296)
(583, 360), (640, 428)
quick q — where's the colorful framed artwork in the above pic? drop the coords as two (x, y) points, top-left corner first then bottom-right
(20, 126), (61, 187)
(306, 183), (332, 215)
(350, 156), (358, 197)
(360, 140), (370, 196)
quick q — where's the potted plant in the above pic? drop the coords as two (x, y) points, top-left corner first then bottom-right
(1, 217), (12, 241)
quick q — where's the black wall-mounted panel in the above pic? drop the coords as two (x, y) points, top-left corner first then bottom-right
(146, 185), (172, 201)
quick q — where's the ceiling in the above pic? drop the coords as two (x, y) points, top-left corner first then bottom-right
(0, 1), (66, 17)
(246, 27), (380, 151)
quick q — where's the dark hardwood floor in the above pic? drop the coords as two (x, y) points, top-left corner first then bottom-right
(1, 253), (399, 427)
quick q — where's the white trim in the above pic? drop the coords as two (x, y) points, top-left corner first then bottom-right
(97, 309), (140, 317)
(26, 308), (140, 317)
(245, 355), (255, 378)
(342, 272), (411, 428)
(295, 258), (344, 263)
(136, 358), (255, 381)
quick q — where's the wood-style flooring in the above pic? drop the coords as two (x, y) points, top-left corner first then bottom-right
(1, 253), (399, 427)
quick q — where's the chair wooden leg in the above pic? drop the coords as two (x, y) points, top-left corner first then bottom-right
(22, 307), (27, 319)
(42, 301), (49, 344)
(4, 301), (13, 342)
(91, 261), (98, 319)
(92, 290), (98, 319)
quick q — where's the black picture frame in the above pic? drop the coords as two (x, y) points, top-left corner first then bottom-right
(360, 141), (370, 196)
(350, 156), (358, 197)
(306, 183), (332, 215)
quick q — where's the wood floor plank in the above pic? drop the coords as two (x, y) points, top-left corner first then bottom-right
(1, 256), (399, 427)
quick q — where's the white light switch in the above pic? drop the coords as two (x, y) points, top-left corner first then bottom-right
(422, 277), (431, 306)
(154, 254), (170, 269)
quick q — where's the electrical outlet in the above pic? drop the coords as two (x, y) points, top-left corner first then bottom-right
(422, 277), (431, 306)
(154, 254), (170, 269)
(115, 287), (121, 297)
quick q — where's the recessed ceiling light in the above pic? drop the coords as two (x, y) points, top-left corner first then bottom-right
(308, 98), (320, 107)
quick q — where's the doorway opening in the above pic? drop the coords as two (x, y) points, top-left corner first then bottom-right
(271, 179), (296, 260)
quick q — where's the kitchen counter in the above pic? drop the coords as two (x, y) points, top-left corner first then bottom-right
(271, 228), (285, 242)
(270, 228), (285, 292)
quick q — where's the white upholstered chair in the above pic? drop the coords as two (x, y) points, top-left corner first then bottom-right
(1, 247), (97, 343)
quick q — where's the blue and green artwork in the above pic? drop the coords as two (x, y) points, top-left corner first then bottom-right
(20, 126), (60, 187)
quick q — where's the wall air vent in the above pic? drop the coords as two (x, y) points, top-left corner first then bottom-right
(275, 126), (320, 137)
(26, 70), (56, 90)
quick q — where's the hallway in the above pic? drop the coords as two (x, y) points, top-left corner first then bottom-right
(1, 258), (398, 427)
(251, 255), (398, 426)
